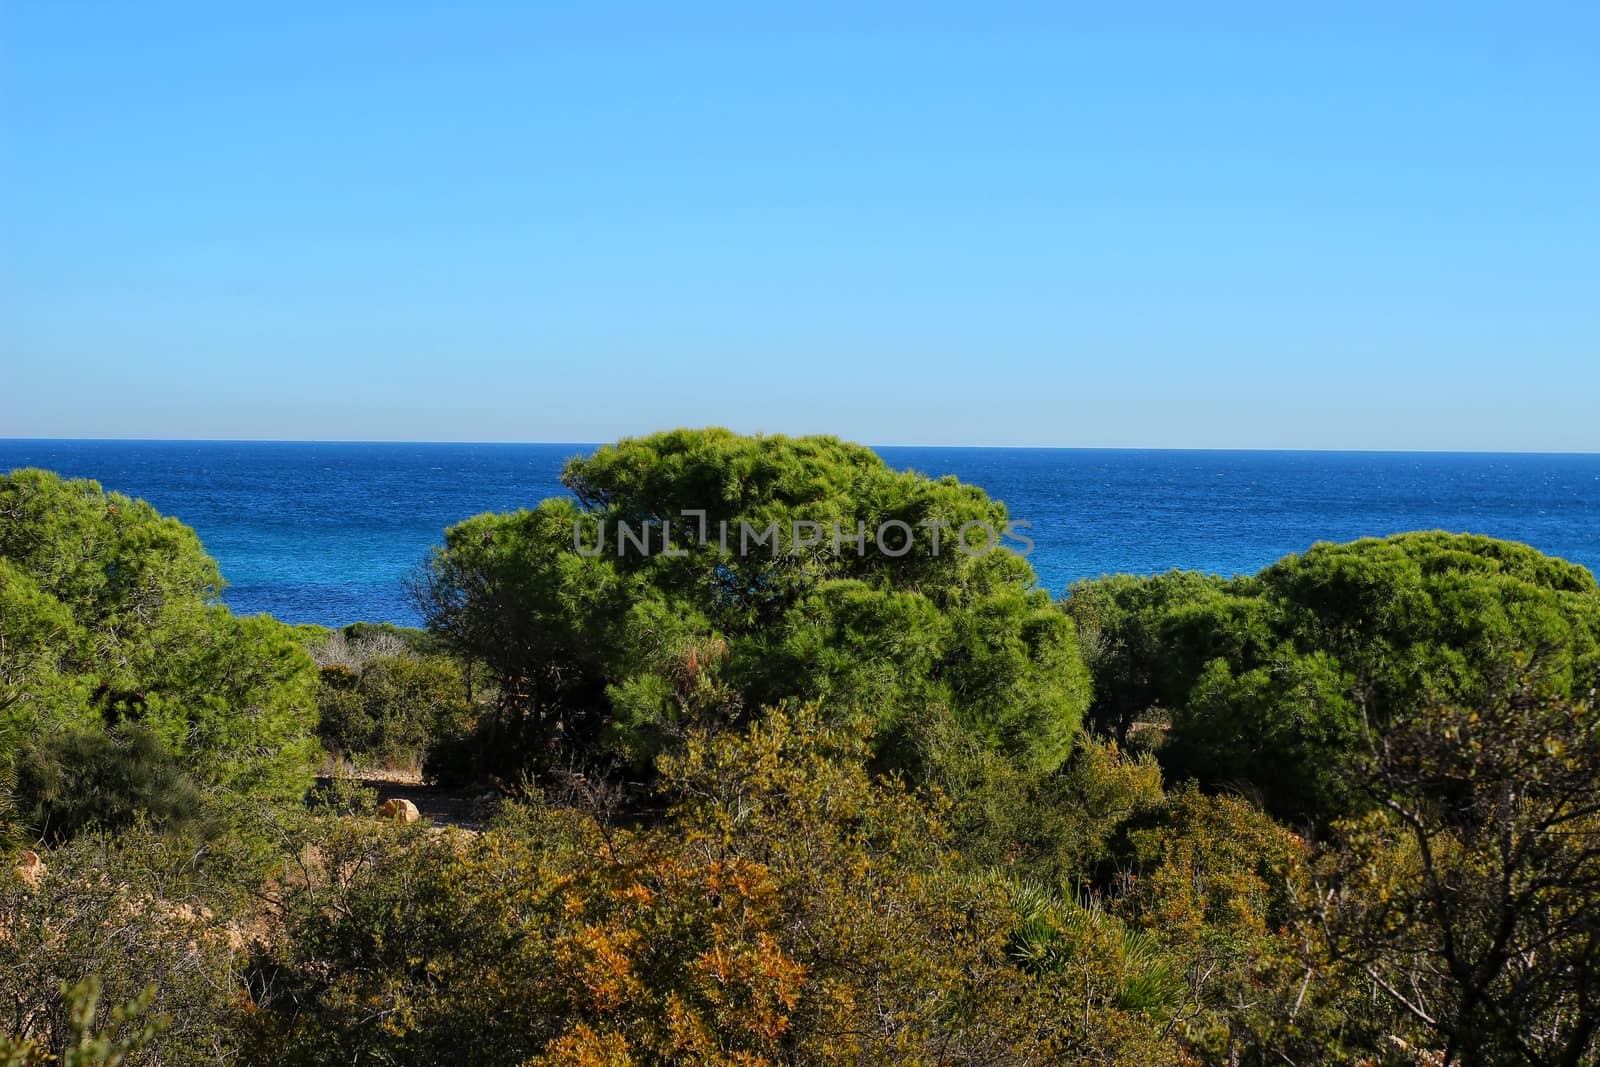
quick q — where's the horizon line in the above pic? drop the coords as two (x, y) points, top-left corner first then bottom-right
(3, 435), (1600, 458)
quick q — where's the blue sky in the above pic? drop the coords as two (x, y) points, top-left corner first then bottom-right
(3, 3), (1597, 449)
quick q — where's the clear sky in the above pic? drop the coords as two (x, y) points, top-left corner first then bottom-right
(2, 3), (1596, 449)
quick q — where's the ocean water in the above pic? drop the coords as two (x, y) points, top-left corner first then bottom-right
(3, 440), (1599, 627)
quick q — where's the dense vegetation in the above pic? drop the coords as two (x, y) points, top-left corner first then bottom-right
(306, 622), (472, 771)
(3, 433), (1598, 1066)
(1066, 533), (1600, 822)
(0, 469), (318, 841)
(410, 429), (1088, 778)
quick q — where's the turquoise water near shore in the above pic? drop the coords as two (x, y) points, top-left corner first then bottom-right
(4, 440), (1599, 627)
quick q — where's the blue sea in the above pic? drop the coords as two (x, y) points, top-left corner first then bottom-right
(4, 440), (1599, 627)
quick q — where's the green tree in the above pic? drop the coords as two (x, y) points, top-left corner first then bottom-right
(1066, 533), (1600, 822)
(0, 469), (320, 837)
(1063, 569), (1233, 741)
(411, 429), (1089, 778)
(10, 726), (207, 845)
(913, 712), (1166, 894)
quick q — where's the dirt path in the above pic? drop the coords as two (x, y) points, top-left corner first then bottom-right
(315, 770), (498, 831)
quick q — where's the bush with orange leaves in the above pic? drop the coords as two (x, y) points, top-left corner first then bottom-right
(244, 800), (804, 1066)
(243, 706), (1186, 1066)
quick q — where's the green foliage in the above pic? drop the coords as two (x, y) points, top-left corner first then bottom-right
(1066, 532), (1600, 822)
(0, 826), (253, 1064)
(0, 977), (164, 1067)
(0, 727), (19, 850)
(5, 683), (1584, 1065)
(1296, 692), (1600, 1067)
(9, 463), (1597, 1065)
(1008, 885), (1186, 1017)
(914, 709), (1165, 892)
(412, 429), (1089, 779)
(0, 469), (320, 839)
(1121, 785), (1302, 942)
(1064, 569), (1233, 740)
(10, 725), (207, 845)
(0, 558), (93, 726)
(245, 706), (1188, 1065)
(314, 653), (471, 771)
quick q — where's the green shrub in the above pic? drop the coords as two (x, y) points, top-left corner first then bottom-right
(0, 827), (253, 1064)
(910, 706), (1165, 892)
(245, 706), (1187, 1066)
(11, 725), (208, 845)
(314, 653), (471, 771)
(0, 977), (164, 1067)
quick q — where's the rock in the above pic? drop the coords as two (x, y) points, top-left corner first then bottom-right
(16, 850), (46, 887)
(377, 798), (420, 824)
